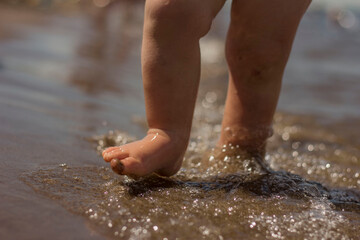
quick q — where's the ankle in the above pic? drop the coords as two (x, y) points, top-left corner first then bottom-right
(217, 141), (266, 157)
(218, 125), (273, 153)
(147, 128), (190, 144)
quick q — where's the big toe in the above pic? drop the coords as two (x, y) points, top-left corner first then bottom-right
(110, 158), (125, 174)
(110, 157), (150, 177)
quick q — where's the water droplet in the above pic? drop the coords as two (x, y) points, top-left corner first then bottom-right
(307, 145), (314, 152)
(282, 133), (290, 141)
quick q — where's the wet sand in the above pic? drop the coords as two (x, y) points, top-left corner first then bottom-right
(0, 2), (359, 239)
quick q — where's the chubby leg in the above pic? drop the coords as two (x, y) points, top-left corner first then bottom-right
(103, 0), (225, 177)
(219, 0), (311, 154)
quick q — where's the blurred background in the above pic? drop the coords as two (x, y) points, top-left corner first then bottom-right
(0, 0), (359, 239)
(1, 0), (359, 142)
(0, 0), (359, 123)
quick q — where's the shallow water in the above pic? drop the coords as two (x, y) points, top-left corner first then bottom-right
(1, 1), (360, 240)
(22, 97), (360, 239)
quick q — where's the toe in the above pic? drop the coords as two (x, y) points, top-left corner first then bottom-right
(103, 147), (129, 162)
(102, 146), (120, 158)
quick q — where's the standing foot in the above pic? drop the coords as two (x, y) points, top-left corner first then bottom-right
(102, 129), (189, 177)
(217, 126), (274, 174)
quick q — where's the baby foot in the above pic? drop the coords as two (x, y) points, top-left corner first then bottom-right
(102, 129), (188, 177)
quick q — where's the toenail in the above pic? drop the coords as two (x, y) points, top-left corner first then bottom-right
(111, 159), (124, 175)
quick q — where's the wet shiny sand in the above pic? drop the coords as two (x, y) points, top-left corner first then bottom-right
(0, 2), (359, 239)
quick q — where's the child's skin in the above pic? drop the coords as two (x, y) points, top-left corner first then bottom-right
(102, 0), (312, 177)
